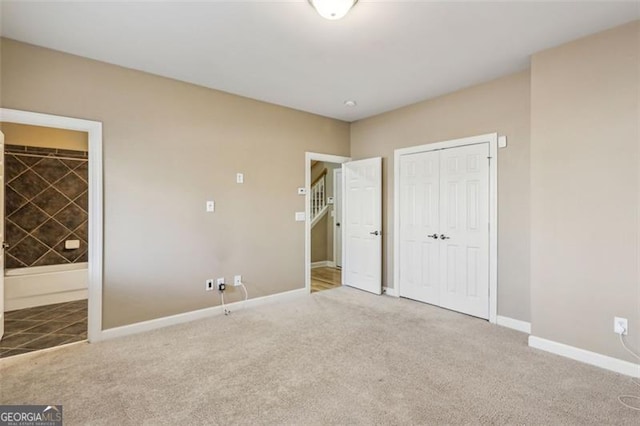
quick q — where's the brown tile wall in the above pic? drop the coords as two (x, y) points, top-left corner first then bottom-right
(4, 144), (88, 268)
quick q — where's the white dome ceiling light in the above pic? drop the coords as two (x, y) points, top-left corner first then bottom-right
(309, 0), (358, 20)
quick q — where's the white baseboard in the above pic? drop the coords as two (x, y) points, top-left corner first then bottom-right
(311, 261), (336, 269)
(383, 286), (399, 297)
(529, 335), (640, 378)
(97, 288), (308, 342)
(496, 315), (531, 334)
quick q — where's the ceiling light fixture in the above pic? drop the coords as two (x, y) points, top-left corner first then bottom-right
(344, 100), (357, 107)
(309, 0), (358, 20)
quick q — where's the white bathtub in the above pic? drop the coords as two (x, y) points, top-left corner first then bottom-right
(4, 262), (88, 311)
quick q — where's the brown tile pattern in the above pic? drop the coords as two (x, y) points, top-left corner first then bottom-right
(0, 299), (87, 357)
(5, 144), (88, 268)
(311, 267), (342, 293)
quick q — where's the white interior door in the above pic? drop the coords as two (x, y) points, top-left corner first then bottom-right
(343, 157), (382, 294)
(438, 143), (490, 319)
(398, 151), (440, 304)
(334, 168), (343, 268)
(0, 131), (5, 341)
(398, 143), (490, 319)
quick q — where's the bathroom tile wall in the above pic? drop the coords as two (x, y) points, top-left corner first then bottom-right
(5, 144), (88, 268)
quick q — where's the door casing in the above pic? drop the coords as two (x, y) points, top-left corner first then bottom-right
(393, 133), (498, 324)
(0, 108), (104, 341)
(305, 152), (350, 293)
(333, 168), (343, 268)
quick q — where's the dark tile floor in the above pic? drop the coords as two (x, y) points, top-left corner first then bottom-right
(0, 299), (87, 358)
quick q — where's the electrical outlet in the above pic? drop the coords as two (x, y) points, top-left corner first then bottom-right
(614, 317), (628, 335)
(205, 279), (214, 291)
(216, 277), (225, 291)
(233, 275), (242, 286)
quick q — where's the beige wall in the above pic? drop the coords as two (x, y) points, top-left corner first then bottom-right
(351, 71), (531, 321)
(0, 122), (88, 151)
(0, 38), (350, 329)
(530, 21), (639, 361)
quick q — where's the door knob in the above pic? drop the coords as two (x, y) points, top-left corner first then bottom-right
(336, 223), (340, 227)
(370, 231), (380, 236)
(427, 234), (439, 239)
(439, 234), (450, 240)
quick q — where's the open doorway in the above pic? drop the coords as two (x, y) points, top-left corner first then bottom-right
(310, 160), (342, 293)
(0, 122), (89, 357)
(0, 109), (103, 357)
(305, 153), (350, 294)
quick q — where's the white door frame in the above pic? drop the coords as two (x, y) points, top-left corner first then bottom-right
(0, 108), (104, 341)
(393, 133), (498, 324)
(305, 152), (350, 293)
(332, 167), (342, 269)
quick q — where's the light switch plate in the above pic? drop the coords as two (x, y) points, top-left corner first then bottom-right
(297, 187), (307, 195)
(498, 135), (507, 148)
(236, 173), (244, 184)
(295, 212), (305, 221)
(327, 197), (334, 204)
(206, 201), (215, 212)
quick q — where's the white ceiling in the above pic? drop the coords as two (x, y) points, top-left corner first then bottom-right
(1, 1), (638, 122)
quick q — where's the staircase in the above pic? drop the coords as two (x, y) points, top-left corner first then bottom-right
(310, 169), (328, 227)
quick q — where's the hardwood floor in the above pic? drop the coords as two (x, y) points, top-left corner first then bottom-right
(311, 266), (341, 293)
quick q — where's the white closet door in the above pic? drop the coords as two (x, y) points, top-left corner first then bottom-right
(343, 157), (382, 295)
(398, 151), (440, 304)
(438, 143), (490, 319)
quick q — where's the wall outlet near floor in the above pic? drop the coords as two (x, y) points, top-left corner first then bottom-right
(205, 279), (215, 291)
(233, 275), (242, 286)
(614, 317), (628, 335)
(217, 277), (226, 291)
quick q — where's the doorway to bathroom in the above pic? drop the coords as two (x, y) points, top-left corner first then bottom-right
(0, 109), (103, 358)
(0, 122), (89, 357)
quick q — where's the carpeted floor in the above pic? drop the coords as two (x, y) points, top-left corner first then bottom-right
(1, 287), (638, 425)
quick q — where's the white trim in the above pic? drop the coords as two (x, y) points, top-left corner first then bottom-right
(305, 152), (351, 294)
(393, 133), (499, 324)
(0, 108), (103, 343)
(529, 335), (640, 378)
(310, 204), (329, 228)
(311, 261), (336, 269)
(383, 286), (399, 297)
(496, 315), (531, 334)
(332, 167), (342, 269)
(98, 288), (308, 341)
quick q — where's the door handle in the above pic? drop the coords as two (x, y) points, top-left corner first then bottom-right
(427, 234), (439, 239)
(336, 223), (340, 227)
(439, 234), (450, 240)
(369, 231), (380, 236)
